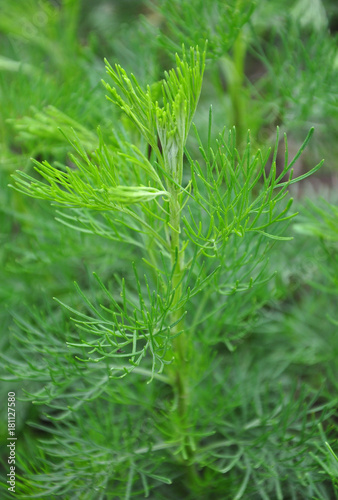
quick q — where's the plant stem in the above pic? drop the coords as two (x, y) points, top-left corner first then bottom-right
(167, 176), (195, 465)
(232, 32), (246, 146)
(220, 29), (247, 148)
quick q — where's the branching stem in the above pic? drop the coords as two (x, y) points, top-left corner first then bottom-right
(167, 154), (196, 471)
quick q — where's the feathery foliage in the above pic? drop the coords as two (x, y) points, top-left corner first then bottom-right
(0, 1), (337, 498)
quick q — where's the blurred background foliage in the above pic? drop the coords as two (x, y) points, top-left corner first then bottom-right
(0, 0), (337, 498)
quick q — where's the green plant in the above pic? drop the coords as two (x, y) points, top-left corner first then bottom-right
(150, 0), (338, 161)
(2, 39), (336, 499)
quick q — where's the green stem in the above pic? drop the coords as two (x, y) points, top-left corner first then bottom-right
(221, 29), (247, 148)
(232, 33), (246, 146)
(168, 180), (195, 465)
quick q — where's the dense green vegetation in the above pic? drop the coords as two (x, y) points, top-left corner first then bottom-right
(0, 1), (337, 498)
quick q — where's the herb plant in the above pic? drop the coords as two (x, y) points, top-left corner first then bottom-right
(1, 1), (337, 499)
(2, 43), (335, 498)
